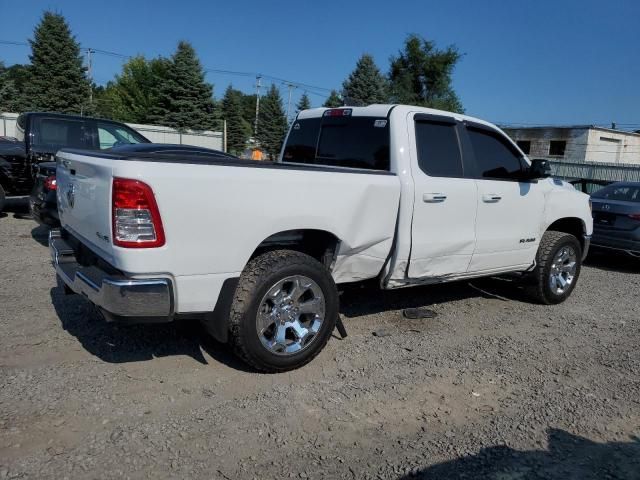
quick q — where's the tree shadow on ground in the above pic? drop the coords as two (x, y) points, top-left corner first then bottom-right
(49, 286), (254, 372)
(339, 275), (531, 319)
(398, 429), (640, 480)
(585, 249), (640, 274)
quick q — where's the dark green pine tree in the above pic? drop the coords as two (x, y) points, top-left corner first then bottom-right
(150, 41), (217, 131)
(389, 34), (464, 113)
(342, 54), (388, 106)
(240, 93), (257, 127)
(23, 12), (91, 113)
(257, 84), (287, 160)
(323, 89), (343, 108)
(296, 92), (311, 113)
(222, 85), (251, 155)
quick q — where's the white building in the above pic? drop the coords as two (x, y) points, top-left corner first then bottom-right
(503, 125), (640, 165)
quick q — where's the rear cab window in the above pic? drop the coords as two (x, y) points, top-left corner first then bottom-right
(32, 117), (95, 150)
(282, 111), (390, 171)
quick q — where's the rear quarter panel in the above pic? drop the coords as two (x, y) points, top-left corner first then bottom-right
(108, 161), (401, 277)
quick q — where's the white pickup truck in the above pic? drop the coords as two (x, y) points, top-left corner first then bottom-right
(50, 105), (593, 371)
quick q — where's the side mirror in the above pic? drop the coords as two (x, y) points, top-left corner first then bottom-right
(528, 159), (552, 179)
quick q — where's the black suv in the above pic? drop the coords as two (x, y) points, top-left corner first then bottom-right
(0, 112), (150, 213)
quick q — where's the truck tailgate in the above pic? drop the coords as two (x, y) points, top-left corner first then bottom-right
(56, 151), (115, 262)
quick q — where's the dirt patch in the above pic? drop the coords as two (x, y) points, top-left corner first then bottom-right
(1, 211), (639, 479)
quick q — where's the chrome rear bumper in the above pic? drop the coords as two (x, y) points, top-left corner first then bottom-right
(49, 229), (173, 320)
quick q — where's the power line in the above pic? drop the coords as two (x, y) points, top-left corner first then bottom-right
(0, 40), (28, 46)
(1, 37), (336, 98)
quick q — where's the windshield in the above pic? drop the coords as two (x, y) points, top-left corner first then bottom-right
(592, 184), (640, 202)
(282, 115), (390, 171)
(97, 121), (148, 149)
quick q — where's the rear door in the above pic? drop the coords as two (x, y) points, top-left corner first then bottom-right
(407, 114), (478, 278)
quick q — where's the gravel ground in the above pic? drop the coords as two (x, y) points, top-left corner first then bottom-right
(1, 201), (639, 479)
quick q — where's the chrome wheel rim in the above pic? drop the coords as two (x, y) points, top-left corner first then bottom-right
(549, 246), (577, 295)
(256, 275), (325, 356)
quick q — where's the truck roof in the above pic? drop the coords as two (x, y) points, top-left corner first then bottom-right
(19, 111), (135, 127)
(297, 104), (499, 130)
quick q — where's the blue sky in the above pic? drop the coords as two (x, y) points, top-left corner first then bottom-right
(1, 0), (639, 127)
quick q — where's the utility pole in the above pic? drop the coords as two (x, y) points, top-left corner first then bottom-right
(86, 48), (95, 110)
(223, 119), (227, 153)
(285, 83), (296, 123)
(254, 75), (262, 137)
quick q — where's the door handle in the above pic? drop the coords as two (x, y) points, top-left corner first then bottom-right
(423, 193), (447, 203)
(482, 194), (502, 203)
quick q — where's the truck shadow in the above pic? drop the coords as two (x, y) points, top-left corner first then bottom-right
(31, 224), (50, 246)
(339, 276), (529, 318)
(397, 428), (640, 479)
(584, 250), (640, 274)
(49, 286), (254, 371)
(49, 275), (531, 370)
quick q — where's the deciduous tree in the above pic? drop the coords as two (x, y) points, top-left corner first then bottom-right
(389, 34), (463, 112)
(96, 56), (169, 123)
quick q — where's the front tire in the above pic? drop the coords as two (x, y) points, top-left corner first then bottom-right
(229, 250), (339, 372)
(528, 230), (582, 305)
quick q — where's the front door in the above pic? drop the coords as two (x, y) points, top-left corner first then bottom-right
(461, 124), (545, 272)
(407, 114), (478, 278)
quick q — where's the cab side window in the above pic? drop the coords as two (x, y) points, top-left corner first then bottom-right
(466, 127), (524, 180)
(415, 121), (463, 177)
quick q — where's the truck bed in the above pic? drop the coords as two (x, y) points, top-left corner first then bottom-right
(55, 148), (401, 313)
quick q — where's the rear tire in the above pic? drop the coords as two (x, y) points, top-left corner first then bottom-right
(528, 230), (582, 305)
(229, 249), (339, 372)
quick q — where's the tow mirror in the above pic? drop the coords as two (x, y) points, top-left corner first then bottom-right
(529, 159), (552, 179)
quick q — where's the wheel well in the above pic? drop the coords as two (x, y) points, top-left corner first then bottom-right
(546, 217), (586, 250)
(251, 229), (340, 268)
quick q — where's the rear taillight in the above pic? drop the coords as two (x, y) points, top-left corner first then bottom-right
(112, 177), (165, 248)
(629, 213), (640, 221)
(43, 175), (57, 191)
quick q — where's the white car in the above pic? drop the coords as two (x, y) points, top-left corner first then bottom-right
(50, 105), (593, 372)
